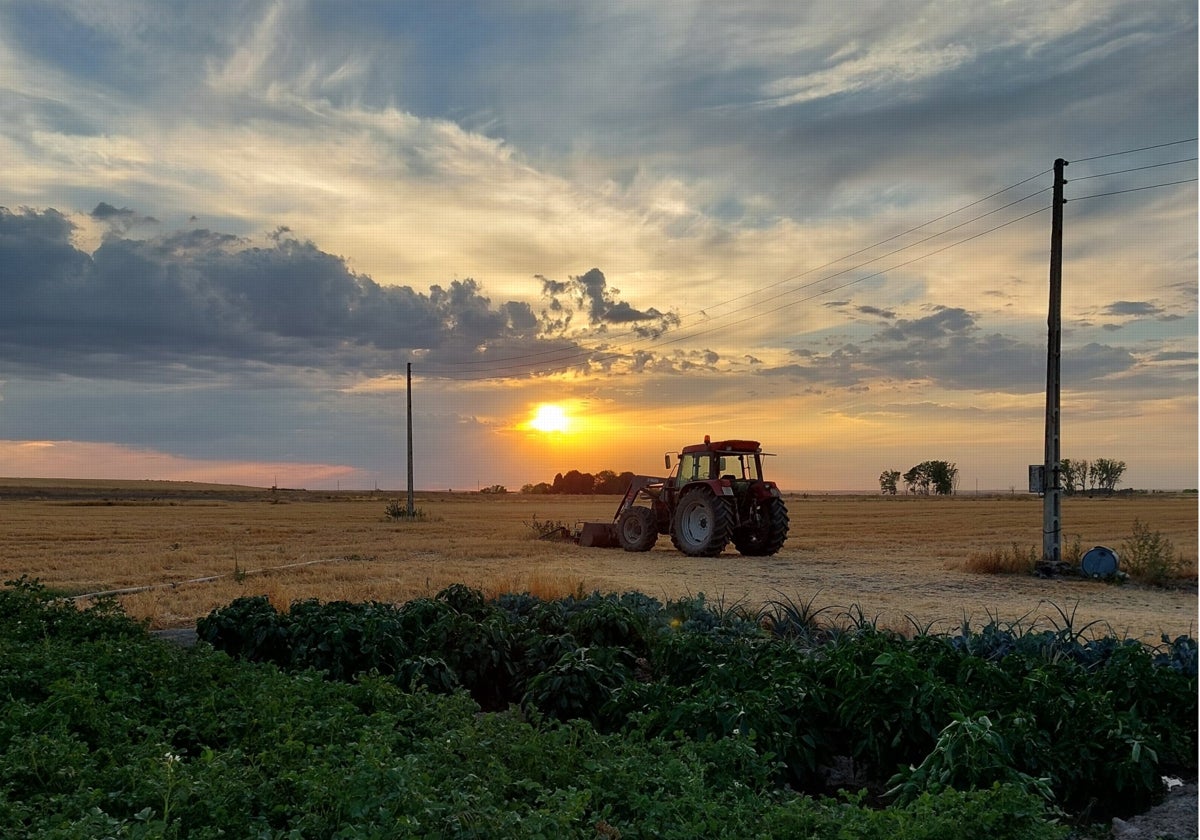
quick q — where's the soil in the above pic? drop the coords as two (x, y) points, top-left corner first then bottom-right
(1108, 780), (1197, 839)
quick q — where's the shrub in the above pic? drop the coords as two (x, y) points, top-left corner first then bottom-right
(1121, 519), (1186, 586)
(384, 501), (428, 520)
(523, 514), (572, 539)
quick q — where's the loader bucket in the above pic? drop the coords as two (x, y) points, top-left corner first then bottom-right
(577, 522), (620, 548)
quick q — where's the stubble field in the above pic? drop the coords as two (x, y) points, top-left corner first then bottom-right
(0, 479), (1194, 642)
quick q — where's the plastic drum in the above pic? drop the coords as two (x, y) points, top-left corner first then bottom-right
(1080, 545), (1119, 577)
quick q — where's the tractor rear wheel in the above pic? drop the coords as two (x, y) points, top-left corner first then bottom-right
(671, 487), (732, 557)
(617, 506), (658, 552)
(732, 496), (789, 556)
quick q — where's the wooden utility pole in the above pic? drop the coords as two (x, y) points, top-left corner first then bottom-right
(406, 362), (415, 516)
(1041, 158), (1068, 565)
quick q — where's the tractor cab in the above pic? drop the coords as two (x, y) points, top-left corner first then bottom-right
(666, 437), (766, 489)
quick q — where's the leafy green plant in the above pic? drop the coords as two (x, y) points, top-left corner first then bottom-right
(524, 646), (629, 721)
(887, 713), (1053, 805)
(567, 598), (652, 655)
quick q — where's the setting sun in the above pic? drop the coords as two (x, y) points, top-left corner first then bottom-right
(529, 403), (570, 433)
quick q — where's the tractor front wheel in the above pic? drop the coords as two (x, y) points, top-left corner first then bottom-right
(732, 496), (789, 556)
(617, 506), (658, 552)
(671, 487), (732, 557)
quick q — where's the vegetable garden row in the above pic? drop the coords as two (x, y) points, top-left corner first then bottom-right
(1, 577), (1194, 838)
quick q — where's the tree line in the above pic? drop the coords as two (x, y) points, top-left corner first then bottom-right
(1059, 458), (1126, 495)
(520, 469), (637, 495)
(879, 461), (958, 495)
(878, 457), (1127, 496)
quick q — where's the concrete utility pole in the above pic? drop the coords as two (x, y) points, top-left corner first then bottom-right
(1041, 158), (1068, 565)
(406, 362), (415, 516)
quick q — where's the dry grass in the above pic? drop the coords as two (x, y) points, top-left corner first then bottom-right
(0, 483), (1195, 642)
(963, 543), (1040, 575)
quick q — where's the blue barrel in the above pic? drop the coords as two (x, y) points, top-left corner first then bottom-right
(1080, 545), (1119, 577)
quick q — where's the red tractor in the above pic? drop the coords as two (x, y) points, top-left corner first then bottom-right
(607, 437), (789, 557)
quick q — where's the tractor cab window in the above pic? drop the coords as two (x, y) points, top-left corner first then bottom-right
(676, 453), (712, 486)
(744, 455), (762, 481)
(718, 453), (762, 481)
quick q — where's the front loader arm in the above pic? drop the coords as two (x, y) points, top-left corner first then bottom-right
(612, 475), (666, 523)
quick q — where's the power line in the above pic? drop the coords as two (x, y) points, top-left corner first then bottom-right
(1070, 157), (1197, 181)
(1070, 177), (1198, 202)
(1072, 137), (1197, 163)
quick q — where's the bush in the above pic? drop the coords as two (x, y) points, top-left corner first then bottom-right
(1121, 519), (1186, 586)
(384, 500), (428, 520)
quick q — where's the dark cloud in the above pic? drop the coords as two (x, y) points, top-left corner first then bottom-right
(759, 312), (1144, 394)
(90, 202), (159, 232)
(536, 268), (680, 338)
(856, 305), (896, 319)
(90, 202), (134, 220)
(876, 306), (976, 342)
(0, 207), (613, 381)
(1103, 300), (1162, 317)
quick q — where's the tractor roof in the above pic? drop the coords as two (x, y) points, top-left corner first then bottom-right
(680, 439), (761, 455)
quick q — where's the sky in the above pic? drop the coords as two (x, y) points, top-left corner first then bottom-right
(0, 1), (1196, 493)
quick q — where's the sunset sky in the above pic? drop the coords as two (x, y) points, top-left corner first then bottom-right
(1, 1), (1196, 492)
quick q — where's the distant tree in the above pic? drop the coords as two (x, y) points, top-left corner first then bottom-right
(903, 461), (957, 496)
(1060, 459), (1086, 495)
(479, 484), (508, 494)
(538, 469), (636, 495)
(879, 469), (901, 495)
(1090, 458), (1126, 494)
(593, 470), (625, 494)
(924, 460), (958, 496)
(903, 465), (928, 495)
(554, 469), (595, 495)
(1065, 463), (1084, 494)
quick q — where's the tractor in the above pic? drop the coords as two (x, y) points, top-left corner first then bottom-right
(601, 436), (789, 557)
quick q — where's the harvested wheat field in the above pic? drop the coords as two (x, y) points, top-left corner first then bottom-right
(0, 480), (1194, 641)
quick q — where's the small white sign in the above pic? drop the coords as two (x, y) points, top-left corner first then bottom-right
(1028, 465), (1044, 494)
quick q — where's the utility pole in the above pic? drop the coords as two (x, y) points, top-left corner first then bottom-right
(1041, 158), (1068, 566)
(406, 362), (415, 517)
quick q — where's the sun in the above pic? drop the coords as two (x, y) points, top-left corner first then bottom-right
(529, 403), (570, 433)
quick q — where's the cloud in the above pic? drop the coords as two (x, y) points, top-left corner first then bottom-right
(758, 307), (1148, 395)
(856, 305), (896, 319)
(0, 207), (533, 379)
(0, 207), (698, 383)
(537, 268), (680, 338)
(876, 306), (976, 342)
(1103, 300), (1162, 317)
